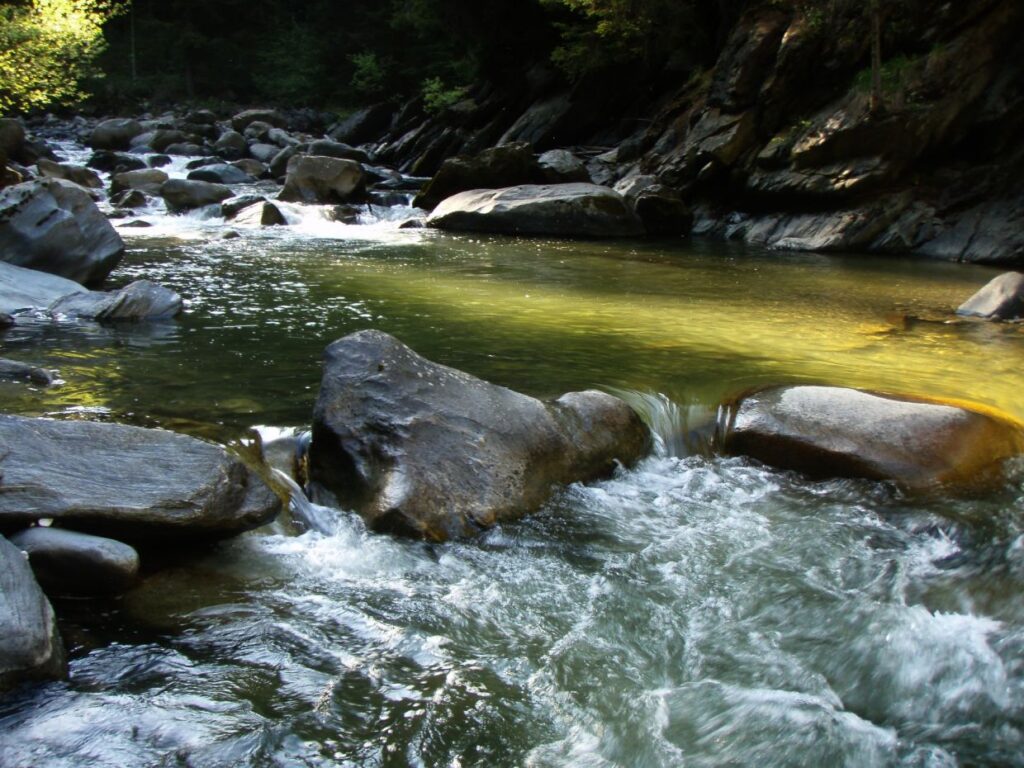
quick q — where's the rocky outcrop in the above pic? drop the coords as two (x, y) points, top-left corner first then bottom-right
(0, 535), (66, 691)
(308, 330), (650, 540)
(956, 271), (1024, 320)
(0, 415), (281, 543)
(426, 183), (644, 238)
(161, 178), (234, 212)
(413, 142), (541, 210)
(722, 386), (1024, 489)
(0, 179), (124, 286)
(9, 528), (139, 596)
(278, 155), (365, 204)
(328, 103), (396, 145)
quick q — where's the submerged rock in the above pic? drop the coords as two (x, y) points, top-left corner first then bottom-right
(49, 280), (183, 321)
(426, 183), (644, 238)
(0, 359), (54, 386)
(956, 272), (1024, 320)
(0, 535), (66, 691)
(723, 386), (1024, 489)
(9, 527), (139, 596)
(309, 330), (650, 540)
(0, 178), (124, 286)
(0, 415), (281, 543)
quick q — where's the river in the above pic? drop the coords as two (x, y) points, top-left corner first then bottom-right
(1, 145), (1022, 767)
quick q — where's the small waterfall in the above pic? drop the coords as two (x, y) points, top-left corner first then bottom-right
(608, 389), (720, 458)
(270, 468), (340, 536)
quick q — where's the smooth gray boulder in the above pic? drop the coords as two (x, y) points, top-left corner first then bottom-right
(88, 118), (144, 150)
(213, 129), (247, 158)
(306, 140), (370, 164)
(186, 163), (254, 185)
(0, 359), (54, 386)
(231, 109), (287, 133)
(161, 178), (233, 212)
(232, 201), (287, 227)
(0, 261), (85, 315)
(309, 330), (651, 541)
(278, 155), (365, 204)
(87, 150), (146, 174)
(0, 535), (65, 691)
(111, 168), (168, 196)
(413, 142), (540, 210)
(35, 158), (103, 189)
(0, 415), (281, 543)
(0, 178), (124, 285)
(9, 527), (139, 596)
(956, 272), (1024, 320)
(427, 183), (645, 238)
(537, 149), (590, 184)
(723, 386), (1024, 489)
(49, 280), (183, 321)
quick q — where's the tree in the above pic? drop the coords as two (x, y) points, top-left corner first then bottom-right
(0, 0), (124, 113)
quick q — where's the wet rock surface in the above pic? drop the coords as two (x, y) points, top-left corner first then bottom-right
(957, 272), (1024, 320)
(0, 415), (281, 543)
(309, 330), (650, 541)
(9, 527), (139, 596)
(723, 386), (1024, 489)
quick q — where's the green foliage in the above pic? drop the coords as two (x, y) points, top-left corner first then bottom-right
(0, 0), (124, 113)
(421, 76), (468, 114)
(349, 52), (388, 99)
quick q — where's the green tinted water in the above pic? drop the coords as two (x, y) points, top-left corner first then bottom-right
(2, 226), (1023, 768)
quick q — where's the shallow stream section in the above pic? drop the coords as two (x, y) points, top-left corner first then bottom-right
(2, 166), (1024, 766)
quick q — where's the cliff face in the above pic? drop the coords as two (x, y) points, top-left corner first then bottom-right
(369, 0), (1024, 265)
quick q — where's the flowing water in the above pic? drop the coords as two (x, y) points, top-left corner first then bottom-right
(1, 143), (1024, 767)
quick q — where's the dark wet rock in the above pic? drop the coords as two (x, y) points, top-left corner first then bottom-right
(161, 178), (233, 212)
(243, 121), (275, 143)
(328, 103), (396, 145)
(308, 330), (650, 540)
(708, 9), (788, 112)
(186, 108), (218, 125)
(0, 535), (66, 691)
(307, 140), (370, 164)
(35, 159), (103, 189)
(120, 219), (153, 228)
(49, 280), (183, 321)
(537, 149), (590, 184)
(0, 313), (12, 328)
(87, 150), (146, 174)
(221, 229), (241, 240)
(0, 415), (282, 543)
(0, 359), (54, 386)
(267, 127), (300, 149)
(0, 261), (85, 315)
(213, 129), (247, 159)
(130, 129), (189, 153)
(0, 178), (124, 286)
(185, 156), (221, 170)
(498, 95), (573, 147)
(956, 272), (1024, 320)
(88, 118), (144, 150)
(413, 142), (540, 210)
(634, 185), (693, 237)
(9, 527), (139, 596)
(230, 158), (267, 179)
(269, 145), (300, 179)
(187, 163), (254, 185)
(111, 168), (168, 196)
(146, 154), (171, 169)
(0, 119), (26, 161)
(427, 183), (644, 238)
(232, 109), (287, 133)
(111, 189), (148, 209)
(278, 155), (365, 204)
(164, 142), (207, 157)
(248, 142), (281, 164)
(723, 386), (1024, 489)
(398, 218), (425, 229)
(221, 194), (266, 219)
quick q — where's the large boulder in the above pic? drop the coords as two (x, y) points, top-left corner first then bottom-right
(35, 159), (103, 189)
(231, 201), (287, 227)
(0, 261), (85, 315)
(111, 168), (169, 196)
(213, 129), (247, 159)
(278, 155), (365, 204)
(49, 280), (183, 321)
(308, 330), (650, 540)
(231, 109), (287, 133)
(426, 183), (645, 238)
(0, 415), (281, 543)
(307, 140), (370, 164)
(722, 386), (1024, 489)
(956, 272), (1024, 320)
(328, 102), (396, 145)
(0, 535), (65, 691)
(160, 178), (233, 212)
(0, 179), (123, 286)
(9, 528), (139, 596)
(413, 142), (541, 210)
(87, 150), (146, 174)
(89, 118), (144, 150)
